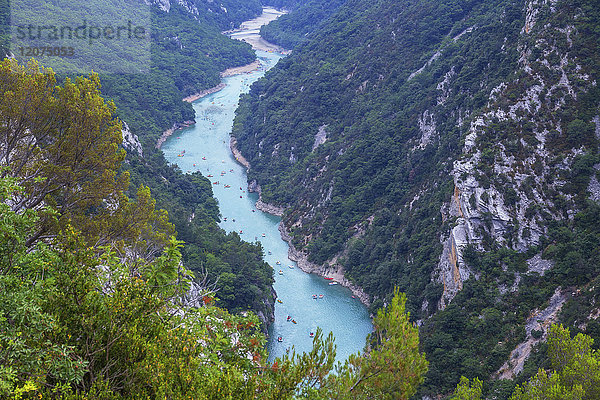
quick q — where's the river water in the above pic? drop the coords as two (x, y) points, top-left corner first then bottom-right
(162, 9), (372, 363)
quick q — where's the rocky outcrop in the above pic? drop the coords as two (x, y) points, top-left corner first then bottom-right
(415, 110), (437, 150)
(155, 120), (195, 149)
(121, 122), (143, 157)
(144, 0), (200, 14)
(496, 287), (567, 379)
(230, 137), (251, 170)
(435, 0), (597, 307)
(312, 124), (328, 151)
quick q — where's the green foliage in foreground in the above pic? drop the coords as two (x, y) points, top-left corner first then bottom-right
(2, 55), (274, 323)
(0, 182), (427, 398)
(0, 183), (266, 398)
(0, 58), (429, 399)
(449, 325), (600, 400)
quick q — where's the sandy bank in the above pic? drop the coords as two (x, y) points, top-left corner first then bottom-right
(230, 137), (252, 170)
(183, 83), (227, 103)
(221, 60), (261, 78)
(155, 120), (195, 149)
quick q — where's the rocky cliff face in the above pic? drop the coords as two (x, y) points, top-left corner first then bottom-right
(436, 0), (599, 306)
(122, 122), (143, 157)
(233, 0), (600, 392)
(144, 0), (262, 29)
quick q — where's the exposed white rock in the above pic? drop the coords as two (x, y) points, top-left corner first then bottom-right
(527, 253), (554, 276)
(121, 122), (143, 157)
(176, 0), (199, 15)
(588, 162), (600, 203)
(145, 0), (170, 12)
(436, 66), (455, 105)
(415, 110), (437, 150)
(434, 0), (595, 307)
(496, 288), (566, 379)
(312, 124), (328, 151)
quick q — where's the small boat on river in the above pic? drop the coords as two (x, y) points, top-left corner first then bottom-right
(324, 277), (333, 281)
(328, 282), (338, 286)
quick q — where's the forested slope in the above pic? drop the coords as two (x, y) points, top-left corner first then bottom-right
(110, 0), (276, 322)
(0, 59), (430, 399)
(232, 0), (600, 396)
(0, 0), (278, 321)
(260, 0), (347, 49)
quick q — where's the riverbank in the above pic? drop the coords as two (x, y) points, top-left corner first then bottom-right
(155, 120), (195, 149)
(221, 60), (261, 78)
(231, 138), (372, 307)
(279, 223), (372, 307)
(183, 83), (227, 103)
(229, 137), (251, 170)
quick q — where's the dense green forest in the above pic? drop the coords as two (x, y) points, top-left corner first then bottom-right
(0, 59), (429, 398)
(260, 0), (347, 49)
(3, 0), (600, 398)
(0, 0), (279, 320)
(233, 0), (600, 396)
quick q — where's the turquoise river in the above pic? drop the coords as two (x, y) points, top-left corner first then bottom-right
(162, 49), (372, 362)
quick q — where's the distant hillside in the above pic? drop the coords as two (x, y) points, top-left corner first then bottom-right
(101, 0), (261, 143)
(233, 0), (600, 396)
(260, 0), (347, 49)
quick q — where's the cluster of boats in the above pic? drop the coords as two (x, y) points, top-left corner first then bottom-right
(324, 277), (338, 285)
(275, 316), (315, 342)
